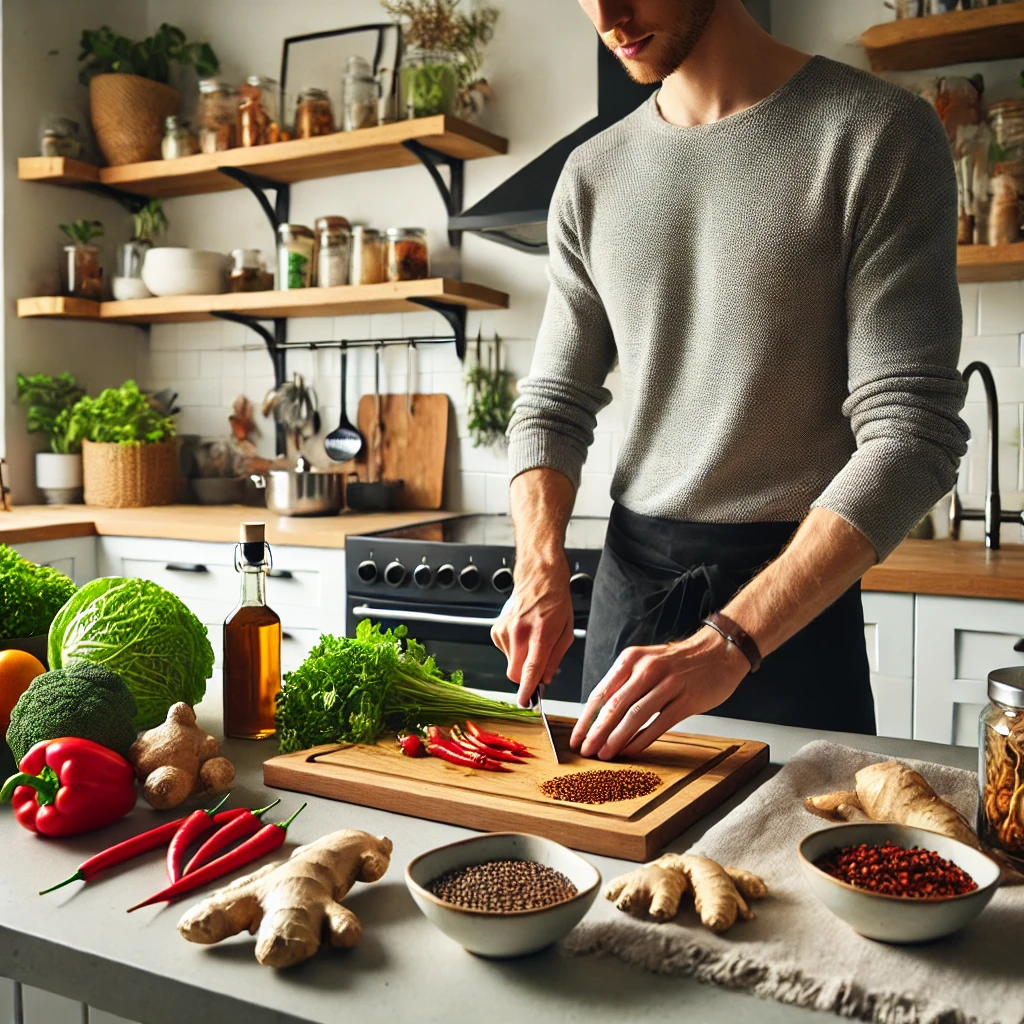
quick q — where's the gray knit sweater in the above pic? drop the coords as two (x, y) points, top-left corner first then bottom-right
(506, 56), (969, 560)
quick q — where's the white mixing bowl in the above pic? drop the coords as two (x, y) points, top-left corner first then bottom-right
(142, 247), (227, 297)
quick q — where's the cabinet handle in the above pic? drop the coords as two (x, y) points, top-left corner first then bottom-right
(165, 562), (209, 574)
(1014, 639), (1024, 653)
(268, 569), (294, 579)
(282, 631), (294, 641)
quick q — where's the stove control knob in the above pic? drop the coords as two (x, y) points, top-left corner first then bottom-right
(357, 560), (378, 584)
(413, 563), (433, 588)
(491, 566), (514, 595)
(569, 572), (594, 598)
(384, 560), (407, 587)
(459, 564), (481, 592)
(435, 563), (456, 589)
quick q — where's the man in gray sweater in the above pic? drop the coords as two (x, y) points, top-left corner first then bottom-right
(492, 0), (969, 757)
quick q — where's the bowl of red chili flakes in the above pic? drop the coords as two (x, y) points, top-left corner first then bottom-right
(798, 823), (1000, 943)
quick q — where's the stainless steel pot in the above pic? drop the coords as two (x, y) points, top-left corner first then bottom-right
(251, 457), (343, 516)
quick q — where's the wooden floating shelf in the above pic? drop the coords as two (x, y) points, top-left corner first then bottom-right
(17, 115), (507, 198)
(16, 279), (509, 324)
(957, 242), (1024, 283)
(861, 2), (1024, 72)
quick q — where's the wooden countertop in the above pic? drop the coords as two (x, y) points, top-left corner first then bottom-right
(0, 504), (455, 549)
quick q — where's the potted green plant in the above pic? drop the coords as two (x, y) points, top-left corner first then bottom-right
(78, 23), (219, 165)
(382, 0), (499, 119)
(59, 219), (104, 300)
(15, 373), (87, 504)
(113, 200), (167, 300)
(68, 380), (179, 507)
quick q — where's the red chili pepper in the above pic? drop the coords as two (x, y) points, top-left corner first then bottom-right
(38, 807), (254, 895)
(165, 792), (235, 883)
(425, 725), (450, 743)
(451, 725), (525, 764)
(0, 737), (136, 838)
(426, 740), (510, 772)
(182, 799), (281, 876)
(127, 804), (307, 912)
(466, 721), (532, 756)
(398, 733), (425, 758)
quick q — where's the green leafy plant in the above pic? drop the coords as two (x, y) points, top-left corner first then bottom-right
(48, 576), (214, 728)
(131, 199), (167, 244)
(78, 23), (219, 85)
(275, 619), (536, 753)
(0, 544), (77, 641)
(15, 372), (86, 454)
(59, 219), (104, 245)
(66, 380), (176, 445)
(465, 334), (515, 447)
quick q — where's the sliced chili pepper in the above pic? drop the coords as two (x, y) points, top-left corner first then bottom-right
(451, 725), (525, 764)
(182, 799), (280, 876)
(166, 792), (233, 883)
(127, 804), (307, 912)
(426, 740), (510, 772)
(398, 733), (425, 758)
(466, 721), (532, 755)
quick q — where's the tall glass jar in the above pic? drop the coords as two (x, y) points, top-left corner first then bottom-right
(62, 244), (103, 300)
(229, 248), (272, 292)
(350, 226), (385, 285)
(979, 667), (1024, 871)
(294, 88), (335, 139)
(385, 227), (430, 281)
(197, 78), (238, 153)
(239, 75), (280, 146)
(276, 224), (315, 289)
(314, 216), (351, 287)
(342, 56), (380, 131)
(399, 47), (459, 118)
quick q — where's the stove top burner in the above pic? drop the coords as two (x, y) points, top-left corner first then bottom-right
(365, 513), (609, 549)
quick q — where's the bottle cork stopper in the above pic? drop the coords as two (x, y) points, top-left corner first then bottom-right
(241, 522), (265, 544)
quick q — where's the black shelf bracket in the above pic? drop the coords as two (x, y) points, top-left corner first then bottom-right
(401, 140), (465, 249)
(84, 183), (154, 214)
(217, 167), (291, 233)
(408, 298), (467, 359)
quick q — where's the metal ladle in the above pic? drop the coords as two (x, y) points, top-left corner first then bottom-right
(323, 342), (365, 463)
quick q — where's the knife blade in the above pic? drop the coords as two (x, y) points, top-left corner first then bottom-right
(529, 684), (560, 763)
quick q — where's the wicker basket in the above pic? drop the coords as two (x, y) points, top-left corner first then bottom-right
(89, 73), (180, 165)
(82, 439), (179, 508)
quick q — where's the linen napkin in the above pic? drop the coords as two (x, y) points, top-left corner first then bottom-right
(563, 740), (1024, 1024)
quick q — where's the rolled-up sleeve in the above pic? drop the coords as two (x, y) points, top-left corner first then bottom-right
(506, 160), (618, 489)
(811, 96), (969, 560)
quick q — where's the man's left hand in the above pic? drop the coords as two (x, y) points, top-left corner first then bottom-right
(569, 628), (750, 760)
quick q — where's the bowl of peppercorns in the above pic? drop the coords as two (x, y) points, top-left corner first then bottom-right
(405, 832), (602, 958)
(798, 823), (1000, 943)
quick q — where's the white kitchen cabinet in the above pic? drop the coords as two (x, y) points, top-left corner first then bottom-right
(9, 537), (97, 585)
(914, 595), (1024, 746)
(861, 592), (915, 739)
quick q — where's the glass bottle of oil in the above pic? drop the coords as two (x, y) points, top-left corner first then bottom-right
(224, 522), (281, 739)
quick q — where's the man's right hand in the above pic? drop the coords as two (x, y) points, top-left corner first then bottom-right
(491, 556), (576, 707)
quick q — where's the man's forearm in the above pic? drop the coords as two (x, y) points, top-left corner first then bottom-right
(721, 507), (878, 661)
(510, 468), (576, 568)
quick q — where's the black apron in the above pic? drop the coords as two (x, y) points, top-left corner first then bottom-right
(582, 503), (876, 735)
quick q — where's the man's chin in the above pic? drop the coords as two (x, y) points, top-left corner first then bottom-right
(616, 56), (665, 85)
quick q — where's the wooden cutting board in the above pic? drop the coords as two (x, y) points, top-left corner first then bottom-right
(354, 393), (449, 509)
(263, 716), (769, 861)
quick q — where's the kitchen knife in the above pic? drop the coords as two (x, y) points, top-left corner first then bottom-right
(528, 684), (560, 763)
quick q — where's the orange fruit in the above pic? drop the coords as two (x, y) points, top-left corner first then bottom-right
(0, 649), (45, 732)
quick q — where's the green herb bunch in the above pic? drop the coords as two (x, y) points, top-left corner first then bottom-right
(0, 544), (77, 641)
(67, 380), (176, 446)
(60, 219), (104, 245)
(465, 334), (515, 447)
(276, 619), (536, 753)
(78, 23), (219, 85)
(131, 200), (167, 245)
(15, 373), (86, 454)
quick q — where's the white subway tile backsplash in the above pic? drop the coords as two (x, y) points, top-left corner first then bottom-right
(958, 335), (1019, 369)
(221, 349), (246, 377)
(485, 473), (511, 514)
(198, 351), (222, 378)
(978, 282), (1024, 336)
(959, 284), (979, 337)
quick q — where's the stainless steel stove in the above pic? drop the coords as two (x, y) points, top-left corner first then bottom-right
(345, 514), (608, 700)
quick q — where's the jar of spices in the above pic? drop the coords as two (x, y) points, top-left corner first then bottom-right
(314, 216), (352, 287)
(161, 116), (197, 160)
(979, 668), (1024, 871)
(350, 226), (385, 285)
(39, 117), (82, 158)
(295, 88), (335, 139)
(277, 224), (315, 290)
(342, 56), (380, 131)
(197, 78), (238, 153)
(385, 227), (430, 281)
(239, 75), (281, 147)
(229, 249), (272, 292)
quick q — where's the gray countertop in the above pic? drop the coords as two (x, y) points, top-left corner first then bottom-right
(0, 695), (978, 1024)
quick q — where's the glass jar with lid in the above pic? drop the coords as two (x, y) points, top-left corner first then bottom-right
(39, 116), (82, 158)
(276, 224), (315, 289)
(385, 227), (430, 281)
(979, 667), (1024, 871)
(161, 115), (197, 159)
(342, 56), (380, 131)
(229, 249), (272, 292)
(350, 226), (385, 285)
(239, 75), (280, 147)
(314, 216), (351, 287)
(399, 47), (458, 118)
(197, 78), (238, 153)
(295, 88), (335, 139)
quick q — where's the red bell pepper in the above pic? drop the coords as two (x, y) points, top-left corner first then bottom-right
(0, 737), (136, 838)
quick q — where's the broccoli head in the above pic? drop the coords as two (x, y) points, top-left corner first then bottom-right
(6, 661), (138, 762)
(0, 544), (77, 641)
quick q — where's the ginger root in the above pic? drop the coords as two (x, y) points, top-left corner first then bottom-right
(605, 853), (767, 933)
(178, 829), (392, 968)
(129, 702), (235, 810)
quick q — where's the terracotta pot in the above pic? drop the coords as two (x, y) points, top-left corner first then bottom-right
(89, 73), (180, 165)
(82, 438), (179, 507)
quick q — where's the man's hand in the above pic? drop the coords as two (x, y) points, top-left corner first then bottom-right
(569, 628), (749, 759)
(491, 557), (576, 707)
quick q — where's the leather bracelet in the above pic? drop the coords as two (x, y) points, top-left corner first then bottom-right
(701, 611), (762, 673)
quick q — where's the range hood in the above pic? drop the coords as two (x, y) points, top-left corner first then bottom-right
(450, 41), (658, 253)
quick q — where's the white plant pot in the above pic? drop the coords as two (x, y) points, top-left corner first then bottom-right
(35, 452), (83, 504)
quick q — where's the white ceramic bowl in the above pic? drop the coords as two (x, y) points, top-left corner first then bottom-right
(142, 247), (227, 297)
(111, 275), (152, 300)
(798, 823), (1000, 944)
(405, 832), (601, 958)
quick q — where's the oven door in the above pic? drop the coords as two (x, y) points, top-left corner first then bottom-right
(347, 596), (586, 702)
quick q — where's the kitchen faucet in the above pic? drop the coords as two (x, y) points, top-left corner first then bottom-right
(950, 360), (1024, 550)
